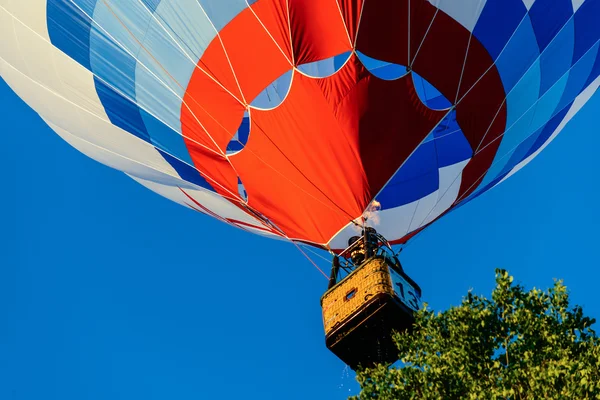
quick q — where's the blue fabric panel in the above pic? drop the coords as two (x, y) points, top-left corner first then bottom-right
(529, 0), (573, 52)
(457, 170), (510, 210)
(89, 19), (151, 142)
(573, 0), (600, 63)
(396, 140), (438, 181)
(47, 0), (99, 70)
(197, 0), (251, 32)
(524, 103), (571, 158)
(473, 0), (527, 61)
(140, 0), (162, 13)
(530, 72), (569, 130)
(157, 149), (213, 190)
(495, 16), (540, 93)
(378, 170), (439, 209)
(140, 110), (193, 165)
(372, 64), (408, 80)
(486, 70), (568, 183)
(378, 140), (438, 208)
(557, 42), (599, 111)
(94, 78), (151, 143)
(502, 125), (546, 173)
(413, 73), (452, 109)
(227, 117), (250, 153)
(539, 19), (574, 95)
(334, 52), (353, 70)
(585, 46), (600, 87)
(434, 130), (473, 168)
(505, 59), (541, 127)
(424, 95), (451, 109)
(238, 117), (251, 144)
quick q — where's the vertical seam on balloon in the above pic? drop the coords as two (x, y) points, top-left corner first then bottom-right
(454, 34), (474, 104)
(352, 0), (367, 47)
(409, 8), (440, 68)
(5, 9), (33, 79)
(193, 0), (249, 105)
(334, 0), (354, 47)
(246, 0), (294, 66)
(408, 0), (411, 66)
(285, 0), (296, 65)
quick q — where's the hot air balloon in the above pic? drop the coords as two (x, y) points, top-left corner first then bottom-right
(1, 0), (599, 368)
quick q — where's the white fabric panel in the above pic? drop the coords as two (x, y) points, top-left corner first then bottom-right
(129, 175), (280, 239)
(420, 159), (470, 227)
(0, 53), (185, 185)
(135, 0), (218, 136)
(0, 3), (195, 185)
(0, 6), (30, 74)
(573, 0), (586, 12)
(497, 75), (600, 185)
(3, 8), (105, 116)
(407, 191), (439, 233)
(1, 0), (48, 37)
(522, 0), (536, 10)
(48, 121), (187, 186)
(327, 160), (470, 250)
(197, 0), (249, 32)
(428, 0), (488, 32)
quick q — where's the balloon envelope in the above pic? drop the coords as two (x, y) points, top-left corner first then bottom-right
(1, 0), (599, 250)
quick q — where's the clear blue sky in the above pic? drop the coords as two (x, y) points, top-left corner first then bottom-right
(1, 78), (599, 400)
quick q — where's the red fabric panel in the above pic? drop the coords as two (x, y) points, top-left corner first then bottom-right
(288, 0), (352, 64)
(181, 41), (246, 152)
(337, 0), (364, 43)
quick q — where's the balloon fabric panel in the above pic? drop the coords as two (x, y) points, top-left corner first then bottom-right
(0, 0), (598, 250)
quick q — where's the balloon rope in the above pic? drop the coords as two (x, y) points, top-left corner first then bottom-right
(291, 242), (330, 280)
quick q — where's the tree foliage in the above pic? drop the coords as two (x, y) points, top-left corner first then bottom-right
(352, 269), (600, 399)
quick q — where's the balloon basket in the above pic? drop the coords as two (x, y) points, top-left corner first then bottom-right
(320, 256), (421, 370)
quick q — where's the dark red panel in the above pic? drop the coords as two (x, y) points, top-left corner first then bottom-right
(337, 0), (364, 43)
(355, 0), (409, 65)
(355, 0), (507, 211)
(288, 0), (352, 64)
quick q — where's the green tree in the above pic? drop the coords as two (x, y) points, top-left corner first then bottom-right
(352, 269), (600, 399)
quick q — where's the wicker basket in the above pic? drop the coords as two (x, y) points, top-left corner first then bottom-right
(320, 256), (420, 369)
(321, 257), (393, 335)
